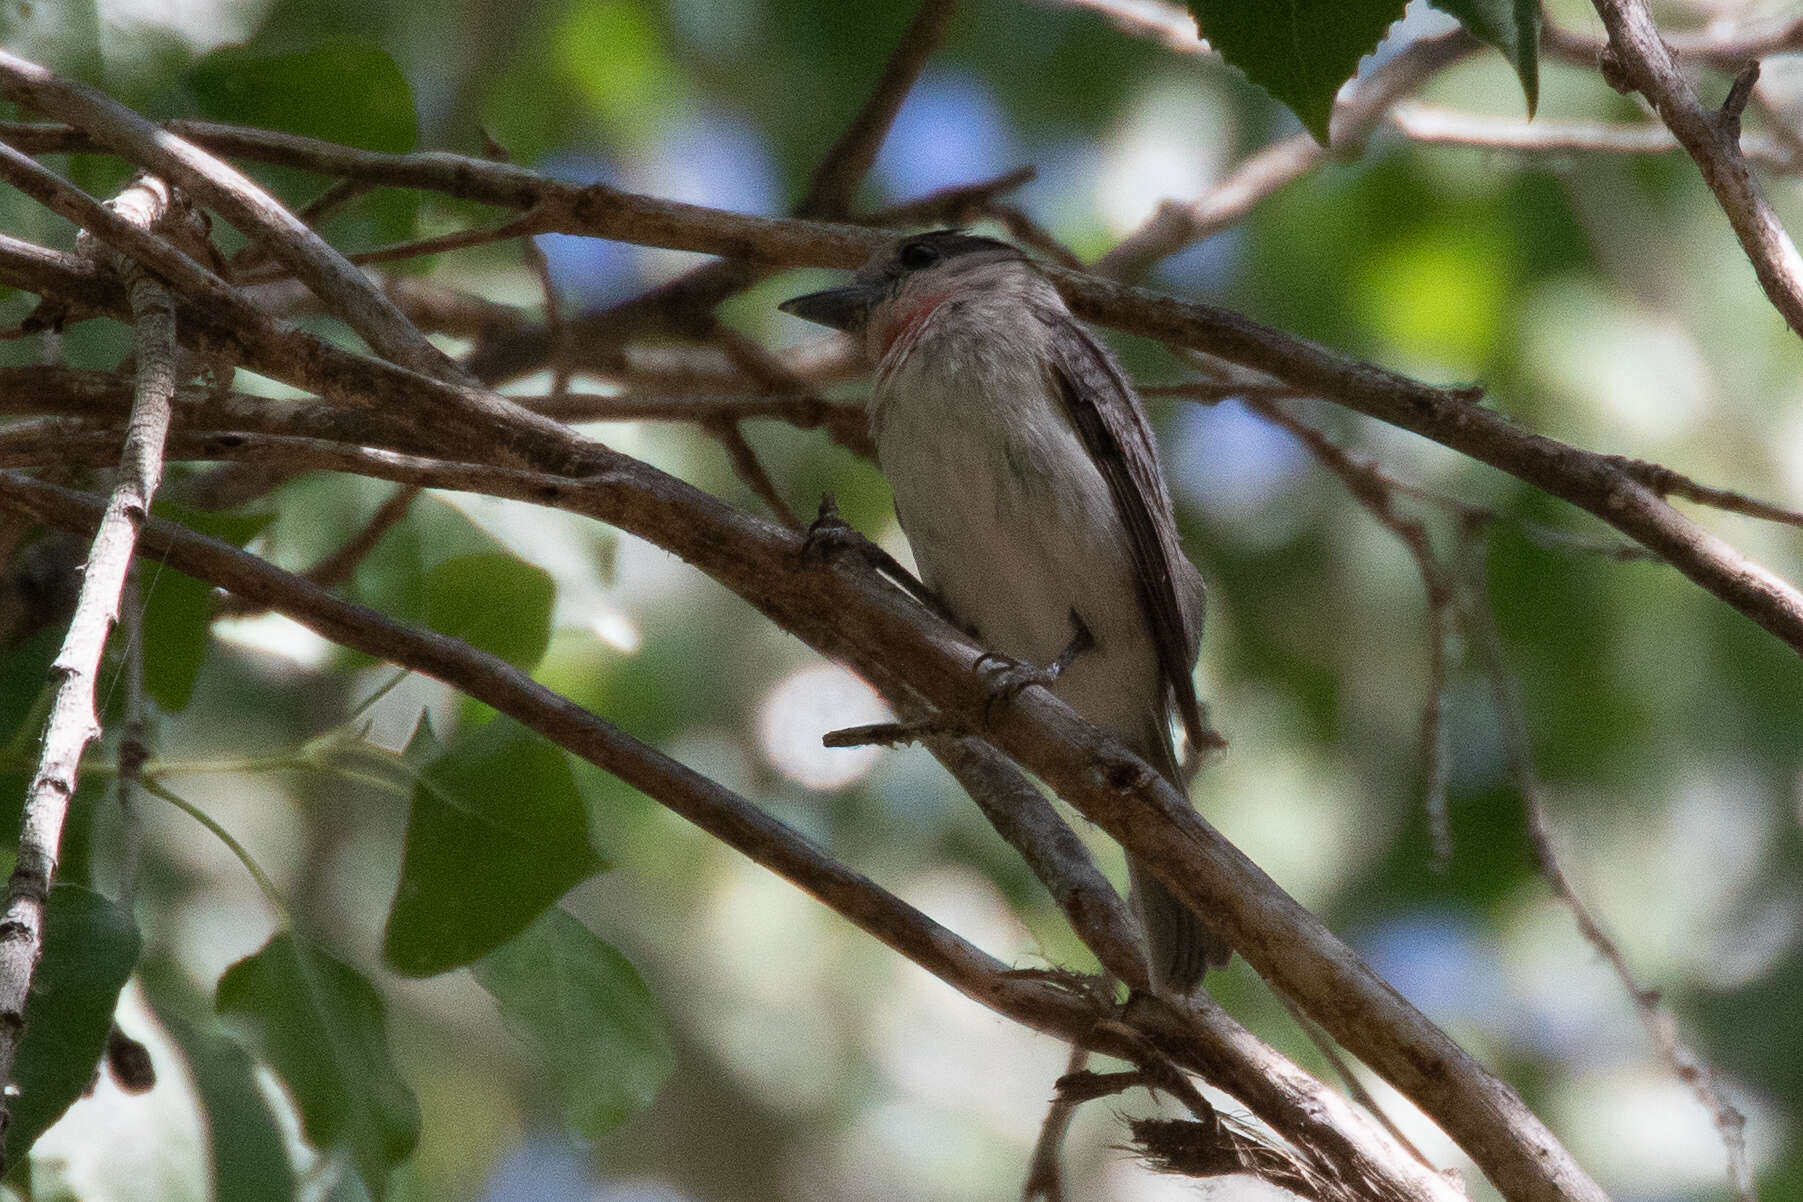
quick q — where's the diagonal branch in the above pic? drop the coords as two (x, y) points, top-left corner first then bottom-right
(0, 425), (1596, 1202)
(1456, 531), (1755, 1202)
(1586, 0), (1803, 340)
(0, 470), (1460, 1202)
(0, 50), (461, 380)
(0, 176), (181, 1123)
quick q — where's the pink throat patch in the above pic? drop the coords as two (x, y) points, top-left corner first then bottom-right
(877, 291), (951, 358)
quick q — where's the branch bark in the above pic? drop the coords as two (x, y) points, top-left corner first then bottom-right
(0, 50), (461, 379)
(0, 470), (1459, 1202)
(0, 176), (179, 1128)
(1587, 0), (1803, 340)
(0, 426), (1600, 1202)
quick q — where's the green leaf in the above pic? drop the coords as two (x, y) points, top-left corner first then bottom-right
(1428, 0), (1539, 114)
(348, 501), (556, 672)
(162, 1018), (297, 1202)
(139, 502), (276, 711)
(472, 908), (672, 1137)
(383, 718), (603, 977)
(187, 38), (418, 153)
(3, 885), (141, 1167)
(1187, 0), (1407, 142)
(216, 933), (419, 1197)
(185, 38), (420, 247)
(422, 552), (556, 671)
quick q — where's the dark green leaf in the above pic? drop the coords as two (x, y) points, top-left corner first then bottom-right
(383, 718), (603, 977)
(162, 1018), (297, 1202)
(472, 908), (672, 1137)
(3, 885), (141, 1167)
(139, 503), (276, 711)
(422, 552), (555, 671)
(348, 502), (554, 671)
(1186, 0), (1407, 142)
(1428, 0), (1538, 113)
(216, 933), (419, 1197)
(187, 38), (418, 153)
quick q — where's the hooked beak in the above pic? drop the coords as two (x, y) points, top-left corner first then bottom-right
(779, 282), (880, 333)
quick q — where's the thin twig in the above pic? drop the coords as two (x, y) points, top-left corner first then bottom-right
(706, 418), (802, 529)
(1247, 399), (1460, 867)
(1024, 1042), (1089, 1201)
(238, 208), (551, 280)
(0, 175), (180, 1130)
(216, 481), (423, 620)
(1455, 527), (1755, 1202)
(1611, 455), (1803, 529)
(1587, 0), (1803, 341)
(304, 484), (422, 589)
(1275, 992), (1431, 1169)
(228, 176), (372, 275)
(468, 0), (954, 387)
(798, 0), (960, 217)
(1390, 102), (1795, 171)
(1094, 30), (1475, 282)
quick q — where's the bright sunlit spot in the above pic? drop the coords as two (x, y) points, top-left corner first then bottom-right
(1094, 77), (1234, 236)
(756, 662), (893, 790)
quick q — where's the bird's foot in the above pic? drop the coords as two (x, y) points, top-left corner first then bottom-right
(974, 612), (1095, 725)
(801, 495), (960, 624)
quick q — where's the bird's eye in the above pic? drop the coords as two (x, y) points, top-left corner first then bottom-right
(898, 241), (940, 270)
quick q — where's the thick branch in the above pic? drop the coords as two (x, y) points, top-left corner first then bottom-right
(0, 471), (1457, 1202)
(0, 426), (1596, 1202)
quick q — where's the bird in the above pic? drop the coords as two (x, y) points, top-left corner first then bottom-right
(781, 229), (1225, 992)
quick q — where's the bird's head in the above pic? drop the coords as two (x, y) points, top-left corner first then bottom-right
(780, 229), (1026, 361)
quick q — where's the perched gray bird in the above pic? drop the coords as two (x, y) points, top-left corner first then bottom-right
(782, 230), (1225, 992)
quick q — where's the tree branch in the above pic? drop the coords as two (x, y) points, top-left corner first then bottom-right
(0, 470), (1459, 1202)
(0, 425), (1597, 1202)
(1457, 532), (1754, 1202)
(0, 49), (462, 379)
(5, 187), (1799, 659)
(0, 176), (180, 1129)
(1586, 0), (1803, 340)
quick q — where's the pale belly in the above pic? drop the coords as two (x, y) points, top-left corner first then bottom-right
(872, 361), (1164, 744)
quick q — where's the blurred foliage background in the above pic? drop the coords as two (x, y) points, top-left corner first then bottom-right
(1, 0), (1801, 1199)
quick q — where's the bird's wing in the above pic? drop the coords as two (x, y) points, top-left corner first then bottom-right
(1045, 319), (1209, 755)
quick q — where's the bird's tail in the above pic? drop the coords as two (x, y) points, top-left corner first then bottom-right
(1130, 721), (1229, 994)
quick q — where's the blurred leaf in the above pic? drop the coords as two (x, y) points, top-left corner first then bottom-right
(2, 885), (141, 1168)
(216, 933), (419, 1197)
(383, 718), (603, 977)
(422, 552), (555, 671)
(139, 503), (276, 711)
(187, 38), (418, 152)
(1429, 0), (1539, 113)
(163, 1018), (297, 1202)
(1185, 0), (1407, 142)
(185, 38), (419, 245)
(349, 500), (554, 671)
(472, 907), (672, 1137)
